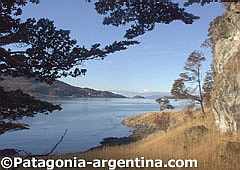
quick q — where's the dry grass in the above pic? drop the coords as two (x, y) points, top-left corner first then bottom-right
(122, 110), (187, 130)
(14, 109), (239, 170)
(71, 109), (240, 170)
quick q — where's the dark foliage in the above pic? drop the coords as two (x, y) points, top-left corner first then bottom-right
(0, 17), (138, 82)
(0, 87), (61, 120)
(92, 0), (200, 39)
(0, 121), (29, 135)
(0, 0), (138, 133)
(156, 97), (174, 111)
(184, 0), (223, 6)
(0, 0), (221, 133)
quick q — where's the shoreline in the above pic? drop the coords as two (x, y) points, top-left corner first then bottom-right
(79, 110), (177, 155)
(13, 107), (240, 170)
(80, 112), (160, 154)
(73, 111), (166, 155)
(56, 108), (196, 159)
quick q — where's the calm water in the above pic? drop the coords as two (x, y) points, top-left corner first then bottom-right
(0, 98), (188, 154)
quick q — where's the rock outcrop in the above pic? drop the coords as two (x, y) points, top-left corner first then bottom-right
(210, 3), (240, 132)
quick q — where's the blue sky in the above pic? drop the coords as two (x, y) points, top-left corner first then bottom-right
(22, 1), (224, 93)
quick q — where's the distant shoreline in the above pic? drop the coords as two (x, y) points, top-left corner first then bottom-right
(0, 76), (127, 99)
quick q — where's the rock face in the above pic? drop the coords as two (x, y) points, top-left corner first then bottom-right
(210, 3), (240, 132)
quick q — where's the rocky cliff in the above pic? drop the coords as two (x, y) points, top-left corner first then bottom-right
(210, 3), (240, 132)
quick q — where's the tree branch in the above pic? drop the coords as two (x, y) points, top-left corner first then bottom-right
(24, 129), (68, 158)
(45, 129), (68, 156)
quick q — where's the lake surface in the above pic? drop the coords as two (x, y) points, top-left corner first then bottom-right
(0, 98), (189, 154)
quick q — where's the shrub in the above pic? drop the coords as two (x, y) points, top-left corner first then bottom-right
(154, 112), (170, 132)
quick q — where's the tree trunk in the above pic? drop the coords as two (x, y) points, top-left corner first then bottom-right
(197, 67), (205, 115)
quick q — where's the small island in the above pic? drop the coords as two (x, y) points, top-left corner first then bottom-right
(132, 95), (145, 99)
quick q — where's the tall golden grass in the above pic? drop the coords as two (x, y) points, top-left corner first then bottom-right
(74, 109), (240, 170)
(11, 109), (239, 170)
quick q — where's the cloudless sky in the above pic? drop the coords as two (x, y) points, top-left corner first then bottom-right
(22, 1), (224, 93)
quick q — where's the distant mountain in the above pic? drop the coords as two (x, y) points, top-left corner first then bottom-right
(112, 90), (170, 99)
(0, 77), (126, 98)
(144, 94), (171, 99)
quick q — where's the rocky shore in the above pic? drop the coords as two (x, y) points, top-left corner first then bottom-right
(98, 111), (181, 148)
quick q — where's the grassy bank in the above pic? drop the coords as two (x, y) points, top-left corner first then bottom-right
(9, 109), (240, 170)
(68, 108), (240, 170)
